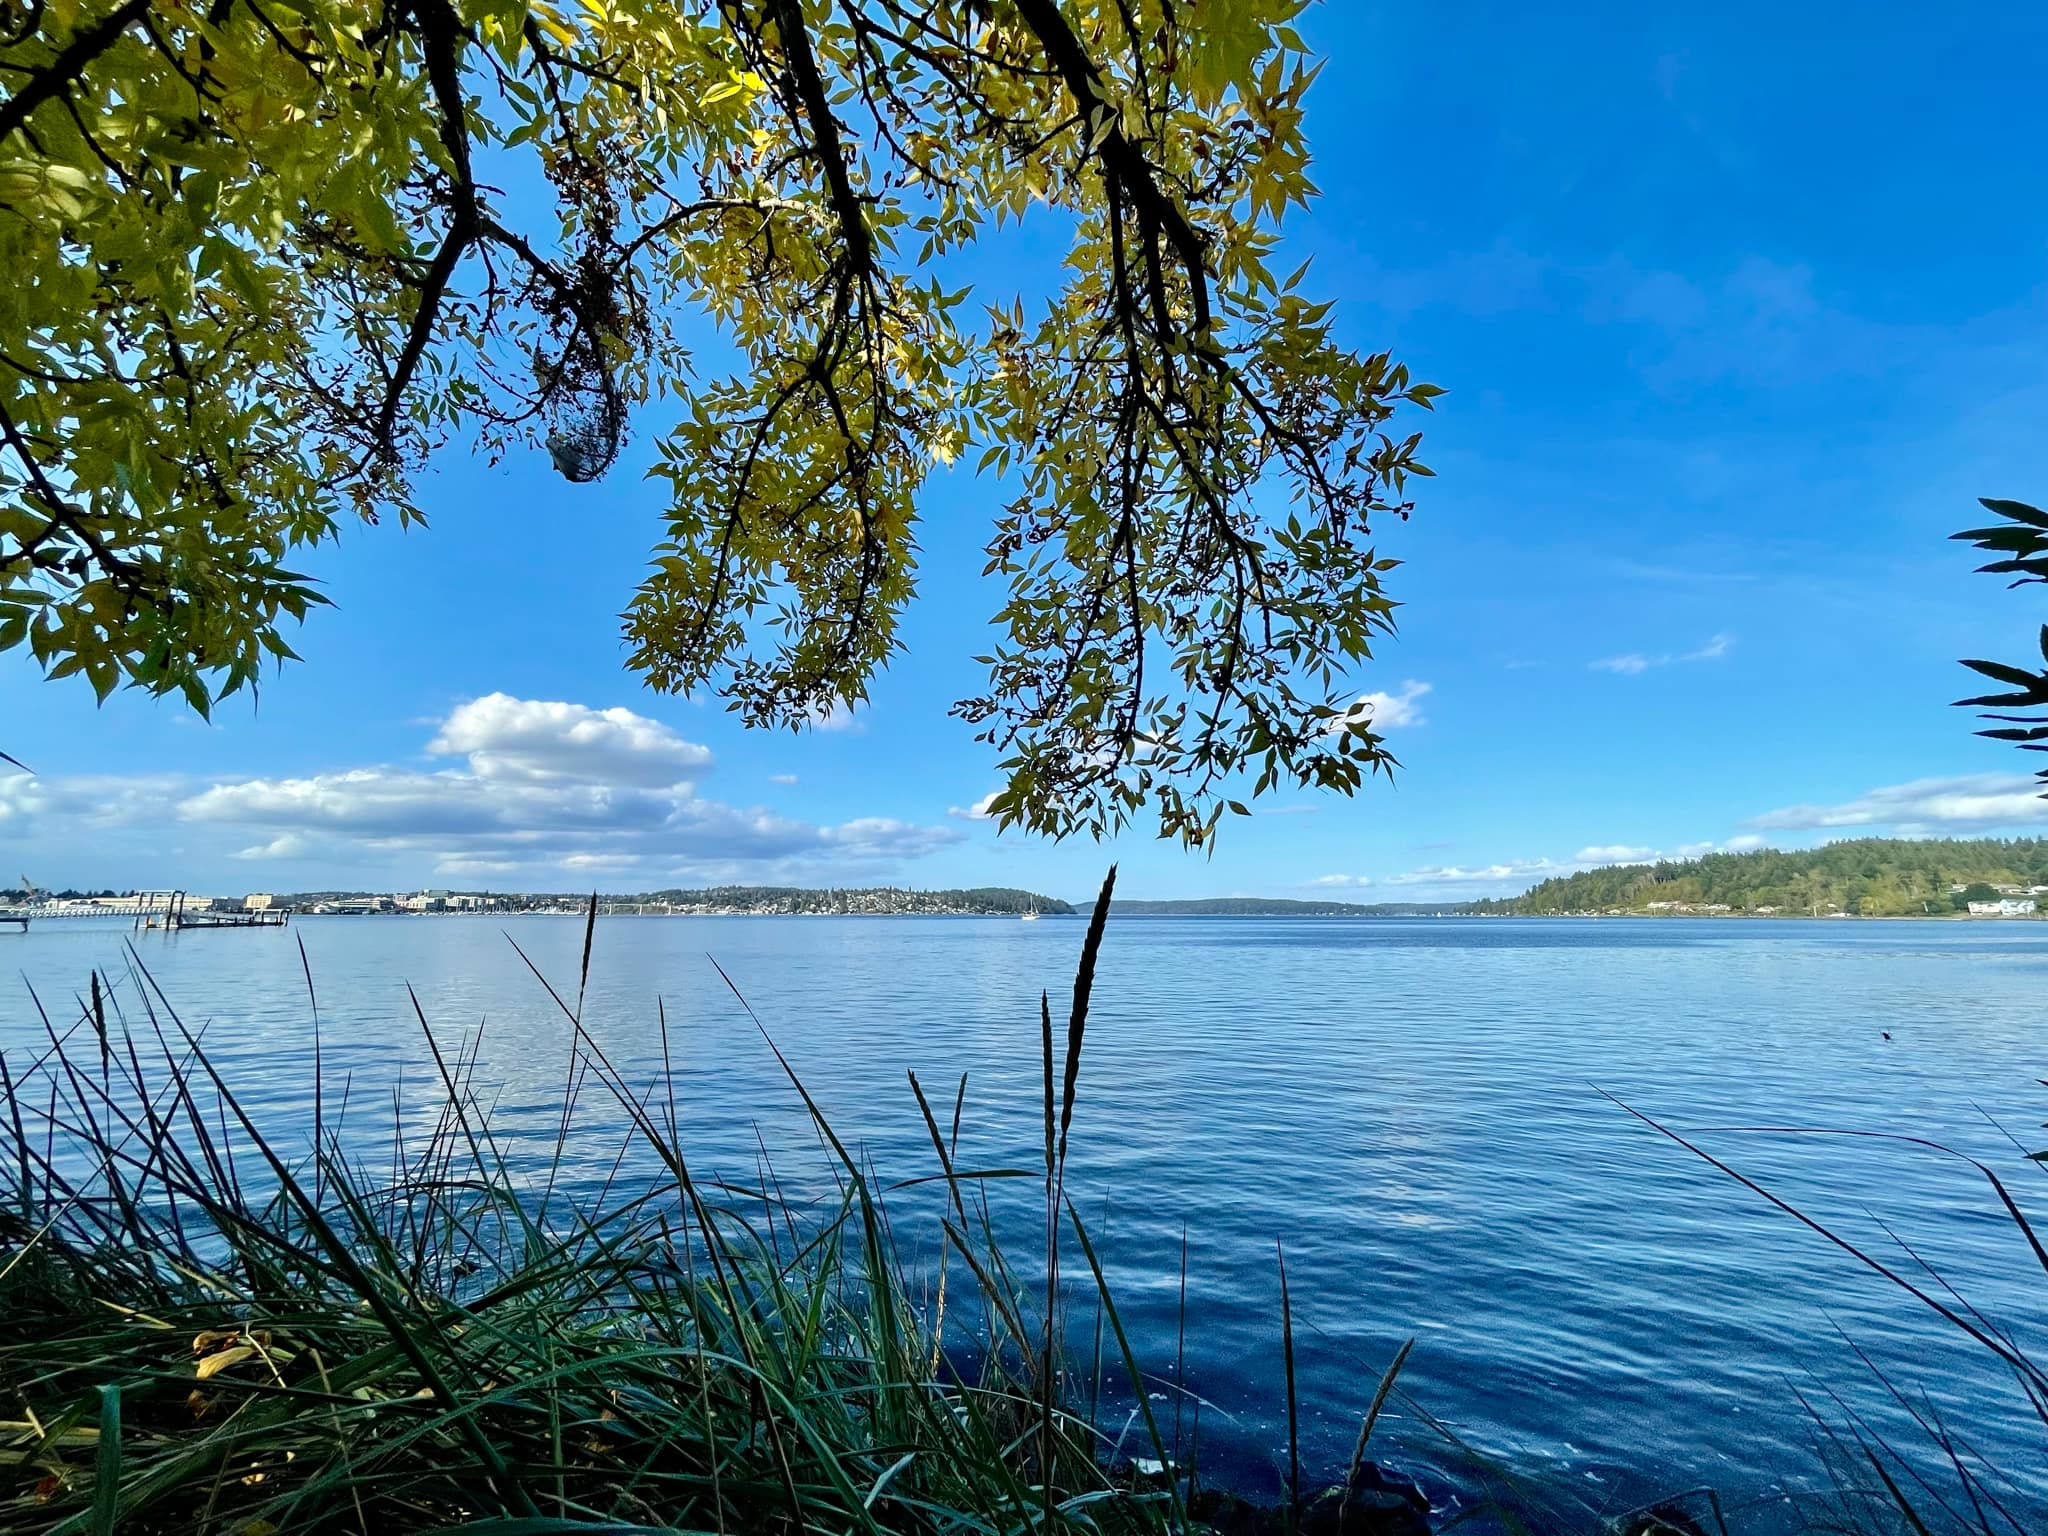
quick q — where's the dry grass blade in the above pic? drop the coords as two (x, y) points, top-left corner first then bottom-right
(1349, 1337), (1414, 1479)
(1279, 1241), (1299, 1533)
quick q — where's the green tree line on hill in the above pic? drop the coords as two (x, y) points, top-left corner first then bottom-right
(1470, 837), (2048, 916)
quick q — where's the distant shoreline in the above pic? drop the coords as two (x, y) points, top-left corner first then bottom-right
(18, 907), (2043, 923)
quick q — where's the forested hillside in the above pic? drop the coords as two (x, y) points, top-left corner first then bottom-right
(1471, 838), (2048, 916)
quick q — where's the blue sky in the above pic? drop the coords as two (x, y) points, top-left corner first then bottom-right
(6, 1), (2048, 902)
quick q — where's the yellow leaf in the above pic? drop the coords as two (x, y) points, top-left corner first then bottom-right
(528, 4), (577, 46)
(196, 1345), (257, 1380)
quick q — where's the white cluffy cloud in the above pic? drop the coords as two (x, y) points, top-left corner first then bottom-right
(1368, 772), (2047, 902)
(426, 693), (712, 786)
(1331, 679), (1432, 733)
(949, 790), (1004, 821)
(7, 693), (960, 886)
(1748, 774), (2048, 834)
(1573, 844), (1659, 865)
(1387, 858), (1572, 887)
(805, 700), (865, 732)
(1307, 873), (1373, 889)
(1374, 833), (1779, 900)
(1591, 634), (1733, 675)
(234, 834), (312, 862)
(1569, 836), (1767, 866)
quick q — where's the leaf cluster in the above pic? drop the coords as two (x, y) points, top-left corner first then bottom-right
(0, 0), (1433, 841)
(1954, 499), (2048, 793)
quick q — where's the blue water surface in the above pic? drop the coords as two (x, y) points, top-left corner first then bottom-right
(3, 914), (2043, 1528)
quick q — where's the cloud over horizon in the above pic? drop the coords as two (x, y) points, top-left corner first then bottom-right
(1386, 857), (1573, 888)
(1748, 774), (2048, 834)
(1365, 781), (2048, 903)
(1573, 843), (1659, 865)
(3, 693), (959, 888)
(1374, 832), (1780, 900)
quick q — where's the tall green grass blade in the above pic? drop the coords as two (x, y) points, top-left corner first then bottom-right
(1064, 1199), (1184, 1530)
(1057, 864), (1115, 1177)
(89, 1381), (120, 1536)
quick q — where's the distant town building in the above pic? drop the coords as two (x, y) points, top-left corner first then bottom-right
(1968, 898), (2037, 917)
(245, 893), (276, 911)
(48, 892), (214, 914)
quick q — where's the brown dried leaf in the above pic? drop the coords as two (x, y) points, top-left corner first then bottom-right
(196, 1345), (257, 1380)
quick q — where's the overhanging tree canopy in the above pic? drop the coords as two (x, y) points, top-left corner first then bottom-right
(0, 0), (1435, 845)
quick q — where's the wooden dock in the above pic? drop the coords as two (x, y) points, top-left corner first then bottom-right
(167, 909), (289, 930)
(133, 891), (288, 931)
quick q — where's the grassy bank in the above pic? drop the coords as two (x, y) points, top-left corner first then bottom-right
(0, 873), (1359, 1536)
(0, 873), (2041, 1536)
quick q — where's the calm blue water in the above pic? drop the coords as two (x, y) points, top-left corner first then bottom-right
(4, 914), (2044, 1527)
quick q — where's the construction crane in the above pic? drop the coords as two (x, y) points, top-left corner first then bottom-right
(0, 875), (29, 929)
(20, 874), (37, 905)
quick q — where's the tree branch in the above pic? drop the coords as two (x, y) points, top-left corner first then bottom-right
(759, 0), (873, 277)
(1005, 0), (1212, 329)
(0, 0), (150, 144)
(371, 0), (479, 454)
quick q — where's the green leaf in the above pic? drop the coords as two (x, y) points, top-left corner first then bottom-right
(1960, 657), (2048, 691)
(1979, 497), (2048, 528)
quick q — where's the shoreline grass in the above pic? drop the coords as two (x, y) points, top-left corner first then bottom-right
(0, 869), (1280, 1536)
(1, 873), (2042, 1536)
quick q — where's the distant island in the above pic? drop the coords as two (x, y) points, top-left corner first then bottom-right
(46, 886), (1080, 918)
(615, 886), (1074, 917)
(278, 888), (1081, 913)
(1468, 837), (2048, 918)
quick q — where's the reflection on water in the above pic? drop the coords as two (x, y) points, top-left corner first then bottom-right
(4, 913), (2044, 1523)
